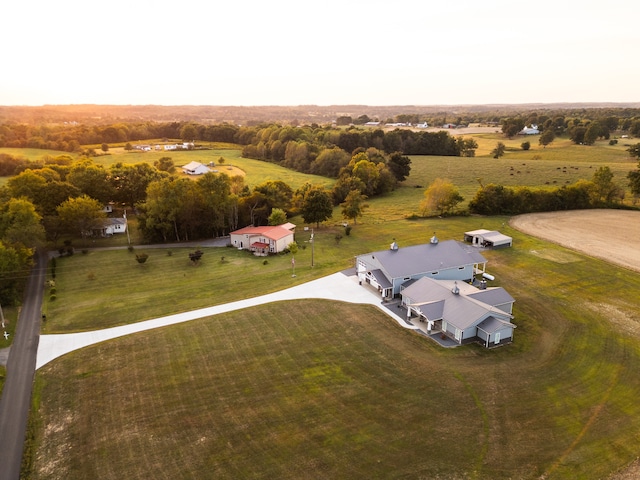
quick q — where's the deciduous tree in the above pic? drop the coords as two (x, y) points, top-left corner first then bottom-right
(68, 160), (114, 204)
(0, 197), (45, 248)
(387, 152), (412, 181)
(491, 142), (506, 159)
(539, 129), (555, 148)
(340, 190), (368, 225)
(420, 178), (464, 216)
(268, 208), (287, 226)
(56, 195), (105, 238)
(300, 186), (333, 227)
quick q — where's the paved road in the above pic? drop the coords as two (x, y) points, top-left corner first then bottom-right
(0, 249), (47, 480)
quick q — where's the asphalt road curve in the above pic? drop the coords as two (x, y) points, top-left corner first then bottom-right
(0, 250), (46, 480)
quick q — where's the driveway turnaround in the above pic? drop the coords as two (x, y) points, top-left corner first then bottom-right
(37, 272), (420, 370)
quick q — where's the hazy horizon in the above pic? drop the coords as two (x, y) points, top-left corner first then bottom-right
(3, 0), (638, 107)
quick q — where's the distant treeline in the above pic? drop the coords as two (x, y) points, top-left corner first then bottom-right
(2, 106), (640, 154)
(2, 103), (640, 127)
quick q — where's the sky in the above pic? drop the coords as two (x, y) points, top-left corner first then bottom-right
(2, 0), (638, 107)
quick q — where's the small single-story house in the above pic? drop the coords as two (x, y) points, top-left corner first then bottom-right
(355, 235), (488, 300)
(88, 217), (127, 237)
(401, 276), (516, 347)
(519, 124), (540, 135)
(464, 229), (512, 248)
(230, 223), (295, 255)
(181, 161), (211, 175)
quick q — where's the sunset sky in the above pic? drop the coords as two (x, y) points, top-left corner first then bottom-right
(2, 0), (638, 106)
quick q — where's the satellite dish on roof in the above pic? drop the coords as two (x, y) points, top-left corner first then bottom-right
(452, 281), (460, 295)
(430, 232), (439, 244)
(390, 239), (398, 251)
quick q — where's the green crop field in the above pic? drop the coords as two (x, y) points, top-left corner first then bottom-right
(27, 214), (640, 479)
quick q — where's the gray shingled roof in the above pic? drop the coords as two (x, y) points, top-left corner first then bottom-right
(369, 240), (486, 279)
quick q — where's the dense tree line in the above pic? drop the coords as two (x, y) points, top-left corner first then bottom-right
(3, 107), (640, 158)
(500, 113), (639, 144)
(469, 167), (626, 215)
(0, 121), (241, 152)
(239, 124), (477, 176)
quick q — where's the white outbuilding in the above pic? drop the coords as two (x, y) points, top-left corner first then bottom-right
(181, 161), (211, 175)
(464, 229), (513, 248)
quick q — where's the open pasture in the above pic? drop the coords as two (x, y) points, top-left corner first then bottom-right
(361, 135), (637, 221)
(29, 212), (640, 479)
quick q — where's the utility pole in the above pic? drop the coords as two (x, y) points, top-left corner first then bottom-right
(124, 209), (131, 245)
(310, 228), (314, 267)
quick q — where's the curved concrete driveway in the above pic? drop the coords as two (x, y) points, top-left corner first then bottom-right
(37, 272), (419, 370)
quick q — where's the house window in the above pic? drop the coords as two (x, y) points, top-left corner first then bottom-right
(494, 332), (501, 344)
(455, 328), (461, 341)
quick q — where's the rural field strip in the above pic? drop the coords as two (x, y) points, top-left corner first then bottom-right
(36, 273), (419, 370)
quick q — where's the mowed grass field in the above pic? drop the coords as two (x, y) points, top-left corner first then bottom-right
(29, 215), (640, 479)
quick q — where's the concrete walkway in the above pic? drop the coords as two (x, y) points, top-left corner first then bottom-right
(36, 273), (421, 370)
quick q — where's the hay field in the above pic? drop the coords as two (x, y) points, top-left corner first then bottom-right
(511, 210), (640, 273)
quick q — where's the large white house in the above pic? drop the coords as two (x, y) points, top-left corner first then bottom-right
(230, 223), (295, 255)
(355, 235), (488, 300)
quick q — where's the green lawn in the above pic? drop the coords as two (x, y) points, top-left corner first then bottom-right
(28, 215), (640, 479)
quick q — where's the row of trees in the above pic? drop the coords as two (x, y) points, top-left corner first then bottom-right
(468, 167), (626, 215)
(0, 197), (45, 304)
(240, 125), (477, 177)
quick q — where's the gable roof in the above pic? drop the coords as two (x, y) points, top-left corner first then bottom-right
(231, 224), (294, 241)
(477, 316), (512, 334)
(465, 229), (512, 246)
(181, 161), (211, 174)
(402, 277), (514, 331)
(364, 240), (486, 279)
(466, 288), (514, 306)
